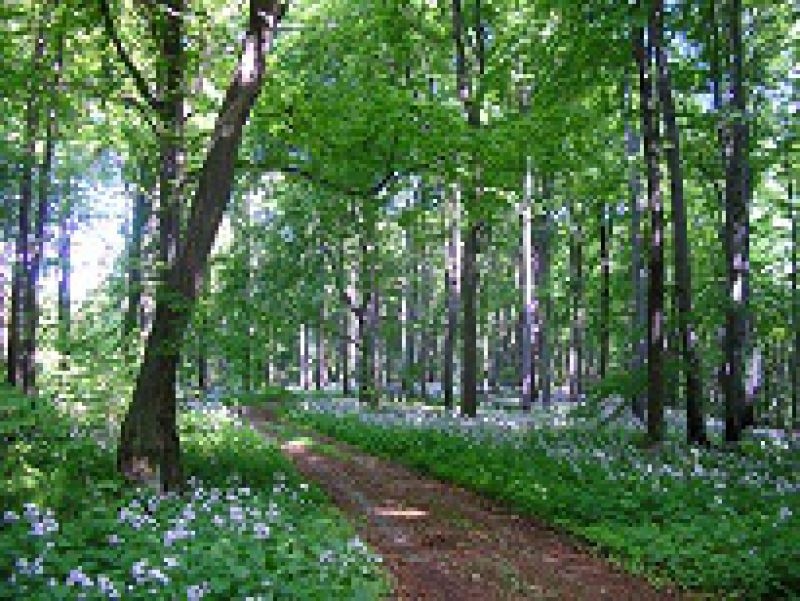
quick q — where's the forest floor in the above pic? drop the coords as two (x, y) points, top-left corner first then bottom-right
(236, 402), (684, 601)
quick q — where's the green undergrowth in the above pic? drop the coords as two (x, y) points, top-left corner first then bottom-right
(288, 409), (800, 600)
(0, 384), (389, 600)
(220, 385), (299, 407)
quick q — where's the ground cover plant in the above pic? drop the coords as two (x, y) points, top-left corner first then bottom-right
(287, 399), (800, 599)
(0, 386), (389, 600)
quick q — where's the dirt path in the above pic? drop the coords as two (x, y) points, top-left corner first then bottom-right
(238, 404), (683, 601)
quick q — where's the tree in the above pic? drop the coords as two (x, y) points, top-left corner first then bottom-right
(115, 0), (286, 491)
(723, 0), (749, 443)
(635, 10), (665, 445)
(652, 0), (706, 444)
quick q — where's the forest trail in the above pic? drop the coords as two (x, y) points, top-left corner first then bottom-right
(237, 403), (682, 601)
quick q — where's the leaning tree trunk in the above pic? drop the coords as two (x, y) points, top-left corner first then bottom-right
(653, 0), (707, 445)
(155, 0), (184, 271)
(117, 0), (284, 491)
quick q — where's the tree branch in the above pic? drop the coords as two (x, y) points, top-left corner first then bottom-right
(98, 0), (162, 113)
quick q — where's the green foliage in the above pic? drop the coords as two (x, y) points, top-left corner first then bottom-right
(288, 409), (800, 600)
(0, 386), (389, 600)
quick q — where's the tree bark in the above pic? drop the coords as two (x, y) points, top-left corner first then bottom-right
(58, 178), (71, 372)
(125, 165), (150, 336)
(599, 201), (610, 380)
(625, 73), (647, 420)
(723, 0), (748, 443)
(444, 185), (459, 410)
(791, 168), (798, 429)
(636, 17), (665, 445)
(652, 0), (707, 444)
(155, 0), (184, 271)
(568, 202), (583, 402)
(461, 220), (479, 416)
(521, 161), (535, 411)
(11, 8), (48, 387)
(116, 0), (284, 491)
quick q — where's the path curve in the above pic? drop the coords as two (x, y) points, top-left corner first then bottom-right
(238, 404), (683, 601)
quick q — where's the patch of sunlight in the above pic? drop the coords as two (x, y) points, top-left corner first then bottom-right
(280, 437), (314, 453)
(372, 507), (428, 519)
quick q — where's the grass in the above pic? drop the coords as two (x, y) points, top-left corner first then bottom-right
(286, 404), (800, 600)
(0, 384), (390, 600)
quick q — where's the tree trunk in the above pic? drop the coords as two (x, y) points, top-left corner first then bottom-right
(125, 165), (150, 336)
(568, 202), (583, 402)
(625, 73), (647, 420)
(11, 11), (47, 387)
(723, 0), (748, 443)
(117, 0), (284, 491)
(340, 302), (349, 395)
(58, 178), (72, 371)
(538, 174), (553, 405)
(444, 185), (459, 409)
(156, 0), (184, 271)
(599, 201), (610, 380)
(652, 0), (707, 444)
(636, 17), (665, 445)
(791, 169), (798, 429)
(461, 220), (479, 417)
(521, 165), (534, 411)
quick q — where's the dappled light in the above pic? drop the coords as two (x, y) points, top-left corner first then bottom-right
(1, 0), (797, 598)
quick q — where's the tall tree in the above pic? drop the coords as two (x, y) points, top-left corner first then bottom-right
(723, 0), (749, 442)
(10, 8), (47, 387)
(636, 11), (665, 444)
(115, 0), (285, 490)
(521, 159), (536, 411)
(443, 184), (460, 410)
(652, 0), (706, 444)
(625, 73), (647, 420)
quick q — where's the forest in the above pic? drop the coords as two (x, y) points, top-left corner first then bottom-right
(1, 0), (798, 599)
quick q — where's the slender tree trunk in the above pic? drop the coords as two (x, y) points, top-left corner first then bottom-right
(58, 178), (71, 371)
(300, 324), (310, 390)
(723, 0), (748, 443)
(461, 220), (479, 416)
(197, 322), (206, 395)
(626, 74), (647, 419)
(539, 174), (553, 405)
(636, 17), (665, 444)
(340, 302), (349, 395)
(125, 165), (149, 336)
(521, 162), (534, 411)
(314, 307), (324, 390)
(653, 1), (706, 444)
(599, 201), (610, 380)
(568, 202), (584, 402)
(12, 11), (47, 387)
(789, 165), (797, 429)
(444, 185), (459, 409)
(0, 224), (8, 371)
